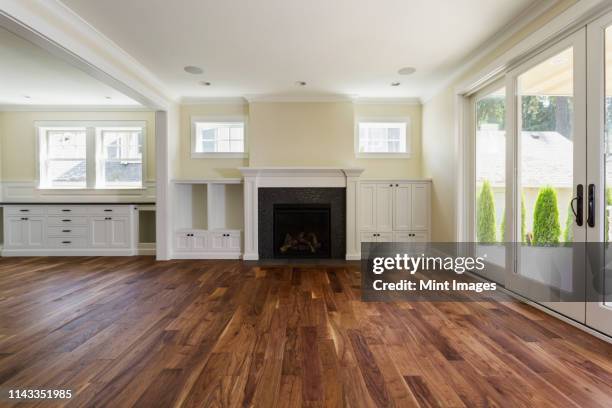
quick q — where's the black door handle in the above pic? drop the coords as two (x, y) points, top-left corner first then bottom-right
(587, 184), (595, 228)
(570, 184), (583, 226)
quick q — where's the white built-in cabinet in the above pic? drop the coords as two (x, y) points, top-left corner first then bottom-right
(172, 180), (244, 259)
(2, 204), (137, 256)
(359, 180), (430, 244)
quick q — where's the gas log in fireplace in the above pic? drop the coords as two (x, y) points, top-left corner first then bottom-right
(273, 204), (331, 258)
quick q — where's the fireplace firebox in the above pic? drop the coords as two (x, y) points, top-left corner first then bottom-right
(273, 204), (331, 258)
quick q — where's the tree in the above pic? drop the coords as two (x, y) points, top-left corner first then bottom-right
(532, 187), (561, 245)
(477, 180), (496, 243)
(477, 97), (505, 131)
(500, 193), (526, 242)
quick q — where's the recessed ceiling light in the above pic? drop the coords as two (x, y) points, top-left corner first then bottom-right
(199, 81), (211, 86)
(295, 81), (307, 86)
(184, 65), (204, 75)
(391, 82), (401, 87)
(398, 67), (416, 75)
(23, 95), (31, 99)
(105, 96), (112, 99)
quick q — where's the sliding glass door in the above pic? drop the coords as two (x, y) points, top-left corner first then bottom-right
(586, 12), (612, 336)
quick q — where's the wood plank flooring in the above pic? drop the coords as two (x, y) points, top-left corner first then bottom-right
(0, 256), (611, 407)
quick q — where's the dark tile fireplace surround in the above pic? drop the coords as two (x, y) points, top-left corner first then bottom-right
(258, 188), (346, 259)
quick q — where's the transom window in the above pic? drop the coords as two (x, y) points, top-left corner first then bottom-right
(191, 118), (247, 158)
(355, 119), (410, 158)
(38, 121), (145, 189)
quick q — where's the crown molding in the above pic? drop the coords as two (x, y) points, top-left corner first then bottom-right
(244, 94), (356, 103)
(353, 97), (422, 105)
(0, 0), (174, 109)
(0, 104), (151, 112)
(421, 0), (561, 103)
(180, 97), (247, 105)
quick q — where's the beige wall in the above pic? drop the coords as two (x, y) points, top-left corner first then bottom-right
(0, 110), (156, 182)
(421, 0), (577, 242)
(178, 101), (422, 180)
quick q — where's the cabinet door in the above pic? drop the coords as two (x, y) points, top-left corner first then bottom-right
(377, 232), (394, 242)
(175, 233), (191, 251)
(411, 184), (429, 231)
(375, 184), (393, 232)
(90, 217), (109, 247)
(25, 217), (45, 247)
(393, 183), (412, 230)
(6, 217), (25, 248)
(109, 217), (130, 248)
(210, 232), (226, 250)
(359, 183), (377, 231)
(192, 232), (208, 251)
(226, 233), (241, 251)
(393, 232), (412, 242)
(410, 231), (428, 242)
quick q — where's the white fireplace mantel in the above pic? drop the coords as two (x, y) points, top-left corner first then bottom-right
(238, 167), (365, 260)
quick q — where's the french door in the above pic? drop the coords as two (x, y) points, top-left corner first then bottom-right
(586, 12), (612, 336)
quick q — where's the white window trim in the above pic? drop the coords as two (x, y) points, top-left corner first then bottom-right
(190, 116), (249, 159)
(35, 120), (147, 190)
(354, 116), (412, 158)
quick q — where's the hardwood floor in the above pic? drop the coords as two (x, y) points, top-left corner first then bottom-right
(0, 257), (611, 407)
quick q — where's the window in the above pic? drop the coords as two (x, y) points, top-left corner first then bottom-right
(191, 117), (247, 158)
(97, 128), (143, 188)
(38, 121), (145, 189)
(355, 118), (410, 157)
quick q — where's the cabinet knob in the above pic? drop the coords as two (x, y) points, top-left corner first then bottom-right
(395, 184), (399, 187)
(389, 184), (393, 187)
(21, 217), (28, 220)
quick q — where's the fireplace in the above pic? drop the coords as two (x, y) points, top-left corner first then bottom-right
(258, 187), (346, 259)
(273, 204), (331, 258)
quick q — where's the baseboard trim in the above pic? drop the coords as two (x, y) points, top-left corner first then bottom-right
(172, 252), (242, 260)
(346, 253), (361, 261)
(1, 249), (137, 256)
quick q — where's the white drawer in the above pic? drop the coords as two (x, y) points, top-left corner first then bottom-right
(89, 206), (131, 216)
(47, 206), (89, 216)
(360, 231), (378, 242)
(393, 232), (412, 242)
(4, 206), (45, 216)
(47, 216), (89, 226)
(47, 226), (89, 237)
(47, 237), (89, 248)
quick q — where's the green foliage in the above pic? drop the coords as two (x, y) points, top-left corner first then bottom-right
(521, 95), (573, 139)
(476, 96), (505, 131)
(532, 187), (561, 245)
(499, 194), (526, 242)
(477, 180), (497, 243)
(563, 202), (573, 243)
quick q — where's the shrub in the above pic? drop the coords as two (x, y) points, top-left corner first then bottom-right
(532, 187), (561, 245)
(500, 194), (526, 242)
(563, 202), (573, 243)
(477, 180), (496, 243)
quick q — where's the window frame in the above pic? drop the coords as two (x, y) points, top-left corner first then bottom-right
(354, 117), (411, 158)
(36, 120), (146, 190)
(190, 116), (248, 159)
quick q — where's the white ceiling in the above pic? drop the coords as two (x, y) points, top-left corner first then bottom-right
(0, 26), (140, 107)
(59, 0), (537, 101)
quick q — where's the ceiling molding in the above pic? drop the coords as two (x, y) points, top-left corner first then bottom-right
(353, 97), (421, 105)
(0, 0), (173, 109)
(0, 104), (153, 112)
(244, 94), (356, 103)
(421, 0), (561, 103)
(180, 97), (247, 105)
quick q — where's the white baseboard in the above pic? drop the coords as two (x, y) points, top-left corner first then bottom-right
(172, 252), (242, 260)
(1, 248), (137, 256)
(242, 253), (259, 261)
(346, 253), (361, 260)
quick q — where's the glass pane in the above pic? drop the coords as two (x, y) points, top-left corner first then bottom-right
(358, 122), (407, 153)
(517, 47), (574, 291)
(48, 159), (86, 187)
(195, 122), (244, 153)
(103, 161), (142, 187)
(47, 130), (86, 159)
(102, 130), (142, 159)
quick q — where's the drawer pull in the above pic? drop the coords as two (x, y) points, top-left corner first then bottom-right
(19, 209), (29, 212)
(62, 230), (72, 233)
(62, 219), (72, 222)
(62, 241), (71, 244)
(104, 209), (113, 212)
(62, 209), (71, 212)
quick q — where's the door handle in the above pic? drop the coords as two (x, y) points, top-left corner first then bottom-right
(570, 184), (583, 226)
(587, 184), (595, 228)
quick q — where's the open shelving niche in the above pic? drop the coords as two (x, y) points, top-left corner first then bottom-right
(172, 179), (244, 250)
